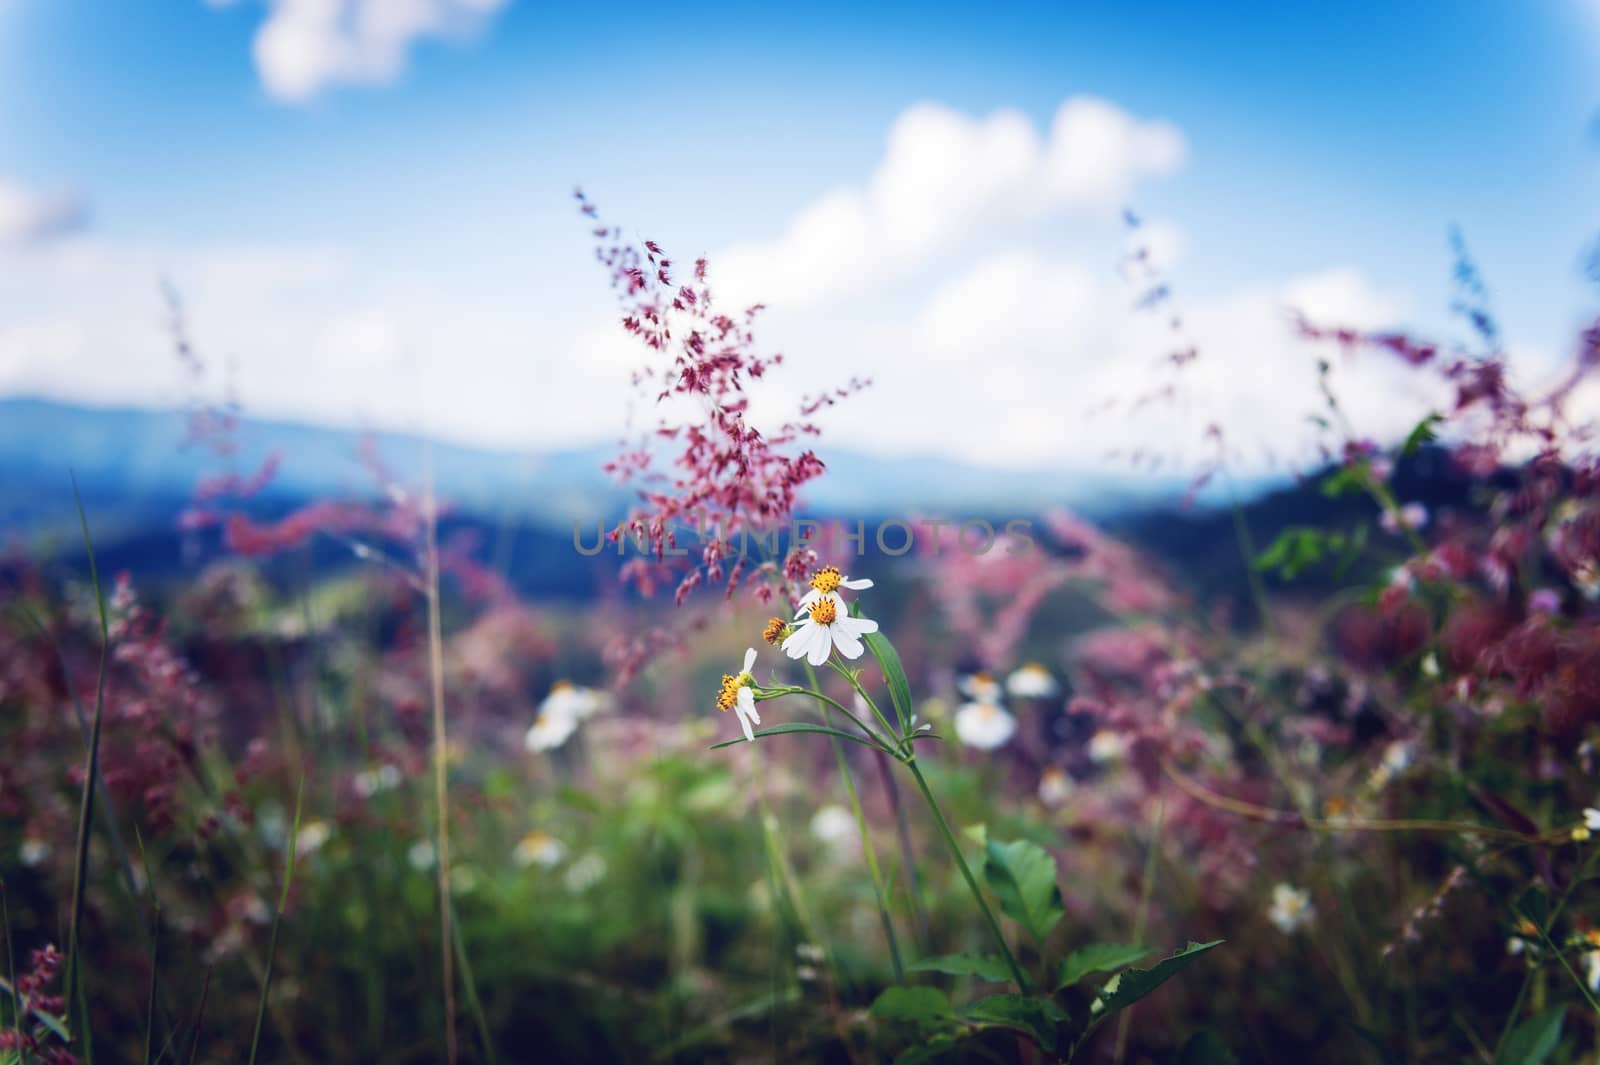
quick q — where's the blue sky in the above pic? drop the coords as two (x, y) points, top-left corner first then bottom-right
(1, 1), (1597, 475)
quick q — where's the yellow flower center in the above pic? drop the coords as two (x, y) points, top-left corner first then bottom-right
(1517, 918), (1538, 937)
(810, 566), (843, 594)
(1323, 796), (1347, 818)
(550, 679), (574, 693)
(716, 672), (752, 712)
(809, 598), (839, 626)
(762, 617), (787, 645)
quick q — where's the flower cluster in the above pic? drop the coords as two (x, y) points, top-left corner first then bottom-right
(578, 192), (868, 616)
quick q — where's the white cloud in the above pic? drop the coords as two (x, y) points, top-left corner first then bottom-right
(0, 181), (89, 246)
(212, 0), (511, 102)
(712, 97), (1185, 310)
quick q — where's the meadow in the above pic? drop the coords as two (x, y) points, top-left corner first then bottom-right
(3, 199), (1600, 1065)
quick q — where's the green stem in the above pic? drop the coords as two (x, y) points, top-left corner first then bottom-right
(763, 686), (895, 752)
(906, 759), (1030, 993)
(828, 661), (907, 755)
(804, 664), (905, 982)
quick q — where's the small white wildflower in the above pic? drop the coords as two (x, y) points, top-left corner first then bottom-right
(954, 701), (1017, 750)
(524, 697), (580, 753)
(513, 830), (566, 869)
(1268, 883), (1314, 933)
(796, 566), (873, 611)
(714, 648), (763, 742)
(782, 592), (879, 666)
(1420, 652), (1440, 678)
(1087, 729), (1131, 764)
(19, 838), (50, 867)
(1037, 767), (1073, 807)
(450, 865), (480, 895)
(1382, 740), (1415, 775)
(294, 820), (331, 857)
(1006, 663), (1058, 699)
(542, 681), (607, 722)
(407, 841), (437, 871)
(1584, 807), (1600, 832)
(958, 672), (1003, 703)
(810, 805), (859, 847)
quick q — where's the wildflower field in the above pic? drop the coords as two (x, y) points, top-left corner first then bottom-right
(4, 5), (1600, 1063)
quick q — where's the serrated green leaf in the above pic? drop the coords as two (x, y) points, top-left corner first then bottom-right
(982, 839), (1064, 943)
(908, 953), (1014, 983)
(965, 994), (1069, 1052)
(1096, 940), (1223, 1018)
(1056, 943), (1151, 989)
(864, 630), (914, 734)
(710, 722), (885, 752)
(1494, 1006), (1566, 1065)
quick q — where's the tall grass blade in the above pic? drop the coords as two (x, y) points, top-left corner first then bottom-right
(248, 776), (305, 1065)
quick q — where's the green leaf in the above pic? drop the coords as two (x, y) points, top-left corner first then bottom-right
(1320, 464), (1369, 499)
(709, 722), (886, 752)
(1056, 943), (1151, 989)
(908, 953), (1014, 983)
(864, 630), (914, 735)
(1176, 1031), (1239, 1065)
(1096, 940), (1224, 1018)
(965, 994), (1069, 1052)
(1494, 1006), (1566, 1065)
(1253, 527), (1329, 580)
(982, 839), (1064, 944)
(869, 987), (959, 1040)
(1401, 412), (1444, 458)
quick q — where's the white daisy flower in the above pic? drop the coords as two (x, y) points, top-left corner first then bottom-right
(810, 804), (859, 847)
(294, 820), (331, 857)
(19, 838), (50, 867)
(1382, 740), (1415, 774)
(524, 696), (580, 752)
(543, 681), (608, 721)
(407, 841), (437, 871)
(1507, 918), (1541, 959)
(1087, 729), (1132, 764)
(781, 594), (879, 666)
(954, 700), (1017, 750)
(1268, 883), (1314, 933)
(715, 647), (764, 742)
(796, 565), (873, 611)
(1006, 663), (1058, 699)
(1038, 767), (1074, 807)
(513, 830), (566, 868)
(958, 672), (1003, 702)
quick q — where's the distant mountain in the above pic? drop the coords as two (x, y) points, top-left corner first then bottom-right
(0, 396), (1194, 537)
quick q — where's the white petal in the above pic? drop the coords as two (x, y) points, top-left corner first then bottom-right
(838, 614), (879, 636)
(739, 687), (760, 726)
(841, 577), (874, 589)
(831, 630), (865, 660)
(798, 588), (821, 610)
(738, 705), (755, 742)
(742, 647), (758, 674)
(806, 627), (832, 666)
(781, 625), (809, 658)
